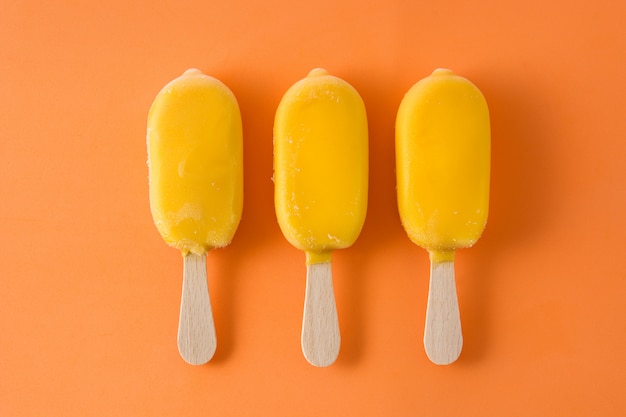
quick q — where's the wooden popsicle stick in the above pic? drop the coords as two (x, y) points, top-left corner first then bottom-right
(301, 262), (340, 367)
(177, 253), (216, 365)
(424, 260), (463, 365)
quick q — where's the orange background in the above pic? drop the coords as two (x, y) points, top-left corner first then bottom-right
(1, 0), (625, 415)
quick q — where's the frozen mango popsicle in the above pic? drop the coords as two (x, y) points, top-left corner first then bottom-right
(147, 68), (243, 365)
(396, 68), (490, 365)
(274, 68), (368, 366)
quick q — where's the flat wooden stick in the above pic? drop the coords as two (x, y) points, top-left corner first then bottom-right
(301, 262), (340, 367)
(178, 253), (216, 365)
(424, 260), (462, 365)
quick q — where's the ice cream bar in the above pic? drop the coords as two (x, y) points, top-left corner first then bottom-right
(396, 68), (490, 364)
(274, 68), (368, 366)
(147, 68), (243, 365)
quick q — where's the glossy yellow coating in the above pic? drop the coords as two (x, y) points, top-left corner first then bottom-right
(274, 68), (368, 264)
(396, 69), (490, 263)
(147, 69), (243, 255)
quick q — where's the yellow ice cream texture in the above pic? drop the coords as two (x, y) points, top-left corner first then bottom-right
(147, 69), (243, 255)
(274, 68), (368, 264)
(396, 68), (490, 263)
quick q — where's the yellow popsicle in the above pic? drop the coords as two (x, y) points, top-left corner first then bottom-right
(274, 68), (368, 366)
(147, 68), (243, 365)
(396, 68), (490, 365)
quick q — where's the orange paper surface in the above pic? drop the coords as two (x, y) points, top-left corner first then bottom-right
(1, 0), (625, 415)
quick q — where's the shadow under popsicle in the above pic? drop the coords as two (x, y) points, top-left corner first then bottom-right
(331, 75), (403, 366)
(456, 73), (559, 364)
(197, 72), (280, 364)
